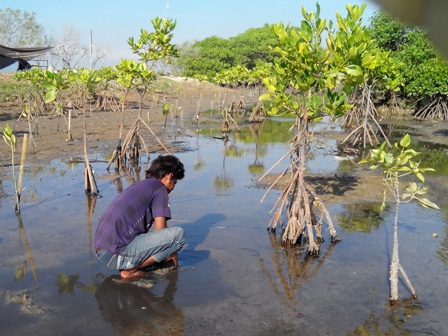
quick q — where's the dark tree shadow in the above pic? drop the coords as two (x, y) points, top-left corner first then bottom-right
(305, 174), (360, 197)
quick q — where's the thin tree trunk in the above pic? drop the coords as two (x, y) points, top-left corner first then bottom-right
(390, 183), (400, 305)
(15, 134), (28, 214)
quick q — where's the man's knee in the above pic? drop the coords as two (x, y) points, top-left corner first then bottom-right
(172, 226), (185, 246)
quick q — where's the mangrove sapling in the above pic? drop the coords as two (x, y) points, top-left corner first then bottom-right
(16, 134), (28, 214)
(19, 104), (37, 150)
(14, 68), (49, 116)
(248, 101), (266, 123)
(108, 18), (180, 171)
(162, 103), (173, 129)
(94, 66), (119, 112)
(128, 17), (180, 70)
(341, 83), (391, 149)
(43, 69), (74, 137)
(259, 120), (340, 254)
(107, 59), (140, 171)
(107, 60), (163, 169)
(1, 124), (20, 213)
(120, 84), (173, 165)
(223, 106), (240, 134)
(327, 4), (400, 149)
(73, 68), (103, 195)
(260, 4), (349, 254)
(358, 134), (439, 305)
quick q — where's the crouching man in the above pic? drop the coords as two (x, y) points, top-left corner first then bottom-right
(94, 155), (186, 279)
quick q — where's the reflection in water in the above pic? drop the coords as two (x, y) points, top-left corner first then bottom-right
(193, 132), (206, 172)
(109, 163), (141, 194)
(85, 195), (97, 256)
(112, 174), (124, 193)
(337, 202), (388, 233)
(56, 273), (81, 294)
(247, 123), (266, 177)
(224, 137), (244, 158)
(436, 206), (448, 265)
(95, 273), (183, 336)
(55, 272), (97, 295)
(16, 214), (38, 281)
(349, 289), (426, 335)
(213, 139), (235, 195)
(259, 232), (336, 319)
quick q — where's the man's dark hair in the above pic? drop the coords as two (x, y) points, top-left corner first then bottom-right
(146, 155), (185, 180)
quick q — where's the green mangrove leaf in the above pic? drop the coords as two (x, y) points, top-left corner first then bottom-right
(399, 134), (411, 148)
(259, 93), (271, 101)
(415, 197), (439, 209)
(346, 64), (363, 77)
(406, 182), (418, 193)
(44, 90), (57, 103)
(401, 192), (413, 200)
(416, 172), (425, 182)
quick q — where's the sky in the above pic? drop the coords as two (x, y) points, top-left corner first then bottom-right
(2, 0), (379, 68)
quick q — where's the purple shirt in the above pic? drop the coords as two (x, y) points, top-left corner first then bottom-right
(94, 177), (171, 254)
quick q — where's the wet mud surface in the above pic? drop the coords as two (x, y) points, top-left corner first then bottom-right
(1, 78), (448, 335)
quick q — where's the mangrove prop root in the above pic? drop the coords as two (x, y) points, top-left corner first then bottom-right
(342, 84), (390, 148)
(106, 146), (121, 171)
(120, 117), (172, 164)
(262, 124), (340, 255)
(413, 95), (448, 121)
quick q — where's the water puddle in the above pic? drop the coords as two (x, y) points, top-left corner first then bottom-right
(1, 116), (448, 335)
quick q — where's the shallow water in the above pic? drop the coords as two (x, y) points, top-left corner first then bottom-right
(1, 118), (448, 336)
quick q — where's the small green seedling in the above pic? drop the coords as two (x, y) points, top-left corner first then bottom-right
(359, 133), (438, 305)
(1, 124), (20, 212)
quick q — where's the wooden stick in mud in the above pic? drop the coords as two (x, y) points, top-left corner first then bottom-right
(15, 133), (28, 214)
(83, 107), (99, 195)
(67, 109), (73, 141)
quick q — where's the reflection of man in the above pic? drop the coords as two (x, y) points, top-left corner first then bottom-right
(95, 273), (184, 335)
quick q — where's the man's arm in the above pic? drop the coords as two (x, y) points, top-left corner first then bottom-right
(153, 216), (168, 230)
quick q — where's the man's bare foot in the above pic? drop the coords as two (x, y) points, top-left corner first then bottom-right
(112, 277), (155, 288)
(120, 269), (146, 279)
(164, 252), (178, 269)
